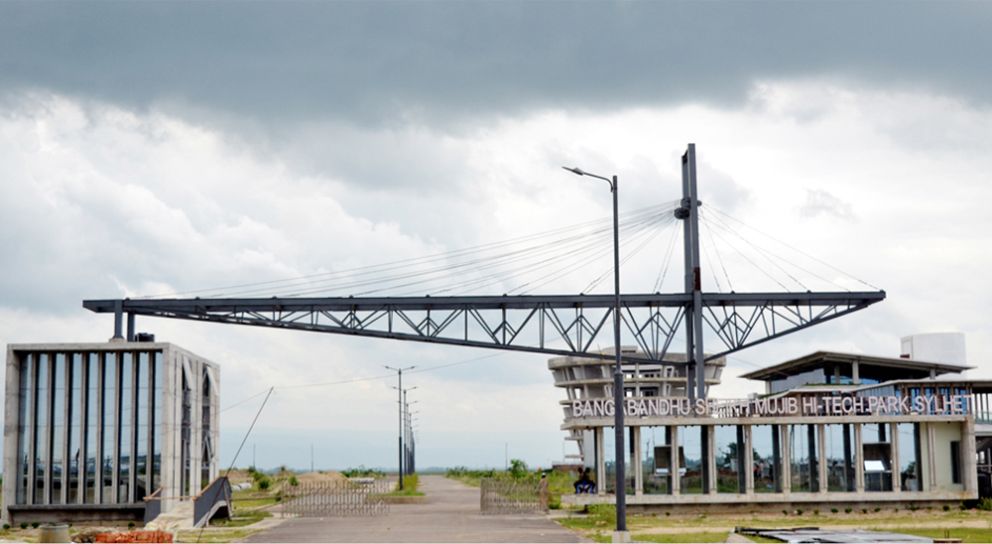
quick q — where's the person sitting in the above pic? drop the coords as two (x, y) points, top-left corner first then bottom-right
(574, 468), (596, 494)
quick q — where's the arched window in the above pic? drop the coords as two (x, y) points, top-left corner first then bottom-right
(201, 368), (212, 489)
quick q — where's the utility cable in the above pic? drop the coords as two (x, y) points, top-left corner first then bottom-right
(219, 353), (504, 412)
(198, 387), (273, 543)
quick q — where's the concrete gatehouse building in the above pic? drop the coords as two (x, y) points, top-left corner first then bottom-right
(551, 334), (992, 509)
(2, 341), (220, 524)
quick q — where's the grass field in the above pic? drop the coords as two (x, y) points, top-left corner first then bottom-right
(555, 504), (992, 543)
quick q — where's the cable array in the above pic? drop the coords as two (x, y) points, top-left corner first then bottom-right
(144, 201), (682, 299)
(698, 206), (879, 293)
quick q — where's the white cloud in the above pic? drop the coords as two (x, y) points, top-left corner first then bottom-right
(1, 80), (990, 468)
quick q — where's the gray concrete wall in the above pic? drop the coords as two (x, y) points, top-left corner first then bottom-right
(2, 346), (21, 524)
(2, 342), (221, 523)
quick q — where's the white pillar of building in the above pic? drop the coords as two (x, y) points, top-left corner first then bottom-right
(595, 427), (605, 496)
(963, 418), (978, 494)
(190, 359), (203, 495)
(817, 424), (828, 495)
(2, 349), (21, 523)
(744, 425), (754, 495)
(927, 423), (937, 491)
(670, 425), (680, 495)
(633, 426), (643, 496)
(890, 422), (901, 492)
(854, 424), (865, 493)
(707, 425), (717, 494)
(780, 425), (791, 495)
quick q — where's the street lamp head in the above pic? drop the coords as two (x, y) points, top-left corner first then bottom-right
(562, 166), (585, 176)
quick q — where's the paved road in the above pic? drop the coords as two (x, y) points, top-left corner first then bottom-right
(244, 475), (586, 543)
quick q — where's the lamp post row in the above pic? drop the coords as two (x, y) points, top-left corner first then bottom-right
(386, 365), (415, 490)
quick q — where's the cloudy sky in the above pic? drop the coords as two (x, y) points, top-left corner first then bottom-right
(1, 2), (990, 471)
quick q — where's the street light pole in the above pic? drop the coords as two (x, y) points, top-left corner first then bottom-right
(386, 365), (414, 490)
(404, 396), (419, 478)
(562, 166), (627, 536)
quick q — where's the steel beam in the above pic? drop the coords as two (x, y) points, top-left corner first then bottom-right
(82, 290), (883, 364)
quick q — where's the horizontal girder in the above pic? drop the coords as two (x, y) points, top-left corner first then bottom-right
(83, 291), (884, 364)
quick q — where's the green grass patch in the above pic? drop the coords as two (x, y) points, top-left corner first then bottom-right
(231, 496), (279, 509)
(210, 509), (271, 528)
(385, 474), (424, 496)
(176, 528), (259, 543)
(634, 533), (730, 543)
(888, 527), (992, 543)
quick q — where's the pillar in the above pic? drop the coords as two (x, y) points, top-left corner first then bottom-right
(963, 418), (978, 494)
(670, 425), (680, 495)
(842, 423), (854, 492)
(817, 424), (827, 494)
(772, 425), (790, 493)
(780, 425), (791, 494)
(705, 425), (715, 494)
(94, 354), (105, 505)
(744, 425), (754, 495)
(854, 424), (865, 493)
(126, 313), (135, 342)
(927, 423), (937, 490)
(60, 356), (72, 504)
(2, 349), (22, 523)
(595, 427), (605, 496)
(890, 422), (901, 492)
(633, 426), (643, 496)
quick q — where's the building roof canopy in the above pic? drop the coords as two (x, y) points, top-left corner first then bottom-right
(740, 351), (973, 382)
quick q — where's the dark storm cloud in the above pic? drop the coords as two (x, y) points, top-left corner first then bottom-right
(1, 1), (989, 125)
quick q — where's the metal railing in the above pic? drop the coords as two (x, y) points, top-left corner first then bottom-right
(142, 487), (164, 524)
(479, 478), (541, 515)
(283, 479), (390, 517)
(194, 476), (231, 528)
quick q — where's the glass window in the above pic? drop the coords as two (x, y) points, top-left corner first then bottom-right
(86, 354), (98, 503)
(715, 425), (743, 493)
(152, 352), (163, 492)
(68, 353), (82, 502)
(951, 441), (961, 484)
(790, 424), (818, 492)
(51, 353), (65, 504)
(824, 424), (855, 492)
(602, 427), (633, 494)
(102, 353), (116, 504)
(679, 426), (705, 494)
(182, 369), (192, 498)
(136, 352), (149, 499)
(898, 423), (922, 491)
(35, 354), (49, 504)
(770, 368), (827, 394)
(642, 426), (671, 495)
(752, 425), (780, 493)
(201, 367), (211, 489)
(862, 424), (892, 492)
(16, 353), (34, 504)
(119, 352), (132, 503)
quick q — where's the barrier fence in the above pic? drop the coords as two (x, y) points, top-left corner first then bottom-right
(479, 478), (542, 515)
(283, 479), (391, 517)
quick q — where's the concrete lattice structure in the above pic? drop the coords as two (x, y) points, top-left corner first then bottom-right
(2, 342), (219, 523)
(552, 348), (991, 508)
